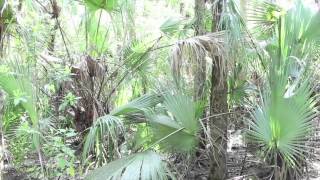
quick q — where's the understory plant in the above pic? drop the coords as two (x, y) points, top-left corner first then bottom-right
(83, 92), (203, 180)
(247, 1), (320, 179)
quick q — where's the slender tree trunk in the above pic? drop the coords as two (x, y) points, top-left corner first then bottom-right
(194, 0), (206, 101)
(193, 1), (207, 160)
(209, 0), (228, 179)
(48, 0), (60, 53)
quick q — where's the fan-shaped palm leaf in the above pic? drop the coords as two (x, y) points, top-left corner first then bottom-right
(85, 151), (172, 180)
(247, 65), (317, 169)
(148, 94), (201, 153)
(279, 1), (320, 58)
(160, 17), (188, 37)
(82, 115), (124, 159)
(122, 39), (153, 78)
(110, 94), (163, 116)
(246, 0), (282, 35)
(83, 94), (163, 158)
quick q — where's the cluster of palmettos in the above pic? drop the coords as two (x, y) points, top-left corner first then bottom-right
(0, 0), (319, 179)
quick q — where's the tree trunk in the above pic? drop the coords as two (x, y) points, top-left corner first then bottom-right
(194, 0), (206, 101)
(48, 0), (60, 53)
(209, 0), (228, 179)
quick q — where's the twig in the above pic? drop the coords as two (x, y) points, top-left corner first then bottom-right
(50, 0), (72, 64)
(199, 111), (236, 121)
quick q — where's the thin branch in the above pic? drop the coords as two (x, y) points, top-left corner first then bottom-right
(149, 43), (175, 52)
(50, 0), (72, 64)
(199, 111), (236, 121)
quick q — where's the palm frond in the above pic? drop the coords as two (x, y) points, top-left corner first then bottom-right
(122, 39), (152, 77)
(279, 1), (320, 58)
(148, 94), (200, 153)
(171, 31), (226, 86)
(247, 64), (317, 170)
(85, 151), (172, 180)
(82, 115), (124, 159)
(84, 0), (118, 12)
(160, 17), (188, 37)
(111, 94), (162, 116)
(83, 93), (162, 159)
(246, 0), (282, 36)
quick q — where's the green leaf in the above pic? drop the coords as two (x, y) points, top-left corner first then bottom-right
(58, 158), (66, 169)
(302, 12), (320, 41)
(84, 0), (118, 12)
(160, 18), (183, 35)
(248, 63), (317, 167)
(0, 65), (40, 148)
(148, 94), (199, 153)
(82, 115), (124, 159)
(68, 166), (75, 177)
(111, 94), (162, 116)
(85, 151), (172, 180)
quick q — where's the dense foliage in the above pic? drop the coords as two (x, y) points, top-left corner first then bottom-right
(0, 0), (319, 180)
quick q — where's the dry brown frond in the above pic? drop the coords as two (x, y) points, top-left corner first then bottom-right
(170, 31), (230, 88)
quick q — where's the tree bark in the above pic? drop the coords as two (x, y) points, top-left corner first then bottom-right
(194, 0), (206, 101)
(48, 0), (60, 53)
(209, 0), (228, 179)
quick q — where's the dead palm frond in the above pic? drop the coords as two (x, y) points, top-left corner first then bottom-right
(171, 31), (227, 87)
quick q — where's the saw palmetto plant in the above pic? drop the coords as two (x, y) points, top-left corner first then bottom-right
(248, 62), (318, 178)
(247, 1), (320, 179)
(83, 92), (201, 179)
